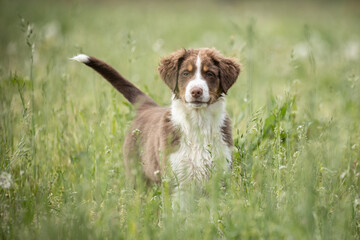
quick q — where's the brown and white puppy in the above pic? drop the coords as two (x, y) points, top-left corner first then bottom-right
(71, 48), (240, 189)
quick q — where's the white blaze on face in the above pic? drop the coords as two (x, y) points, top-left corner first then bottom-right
(185, 55), (210, 106)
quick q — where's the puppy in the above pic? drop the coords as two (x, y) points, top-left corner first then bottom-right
(71, 48), (240, 189)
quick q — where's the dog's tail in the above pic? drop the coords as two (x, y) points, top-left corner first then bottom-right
(71, 54), (157, 107)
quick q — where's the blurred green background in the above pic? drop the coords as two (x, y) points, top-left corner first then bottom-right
(0, 0), (359, 239)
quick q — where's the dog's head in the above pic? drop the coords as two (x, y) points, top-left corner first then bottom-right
(158, 48), (240, 108)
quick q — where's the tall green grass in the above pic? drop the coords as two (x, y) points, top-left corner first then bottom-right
(1, 0), (359, 239)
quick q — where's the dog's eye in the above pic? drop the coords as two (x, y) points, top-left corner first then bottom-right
(182, 71), (190, 77)
(205, 72), (215, 78)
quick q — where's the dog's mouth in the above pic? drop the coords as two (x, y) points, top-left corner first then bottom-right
(187, 100), (210, 108)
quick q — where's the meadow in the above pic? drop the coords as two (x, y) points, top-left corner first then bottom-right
(0, 0), (360, 239)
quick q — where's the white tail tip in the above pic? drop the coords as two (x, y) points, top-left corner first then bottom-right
(70, 54), (90, 63)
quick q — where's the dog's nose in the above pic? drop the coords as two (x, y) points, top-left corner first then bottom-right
(191, 87), (203, 98)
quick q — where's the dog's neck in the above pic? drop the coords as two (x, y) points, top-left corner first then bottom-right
(170, 96), (227, 142)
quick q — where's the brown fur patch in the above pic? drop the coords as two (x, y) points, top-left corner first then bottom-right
(207, 49), (241, 94)
(158, 49), (188, 92)
(221, 115), (233, 147)
(123, 106), (181, 183)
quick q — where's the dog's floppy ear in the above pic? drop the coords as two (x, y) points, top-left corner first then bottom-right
(211, 50), (241, 94)
(158, 49), (187, 92)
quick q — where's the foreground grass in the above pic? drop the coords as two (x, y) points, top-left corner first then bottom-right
(1, 0), (360, 239)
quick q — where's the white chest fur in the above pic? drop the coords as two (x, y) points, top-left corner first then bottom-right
(169, 98), (232, 187)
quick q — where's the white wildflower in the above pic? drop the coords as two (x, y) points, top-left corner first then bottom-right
(279, 165), (287, 170)
(105, 145), (112, 154)
(0, 172), (12, 189)
(354, 198), (360, 208)
(293, 151), (300, 159)
(340, 170), (348, 179)
(131, 128), (141, 136)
